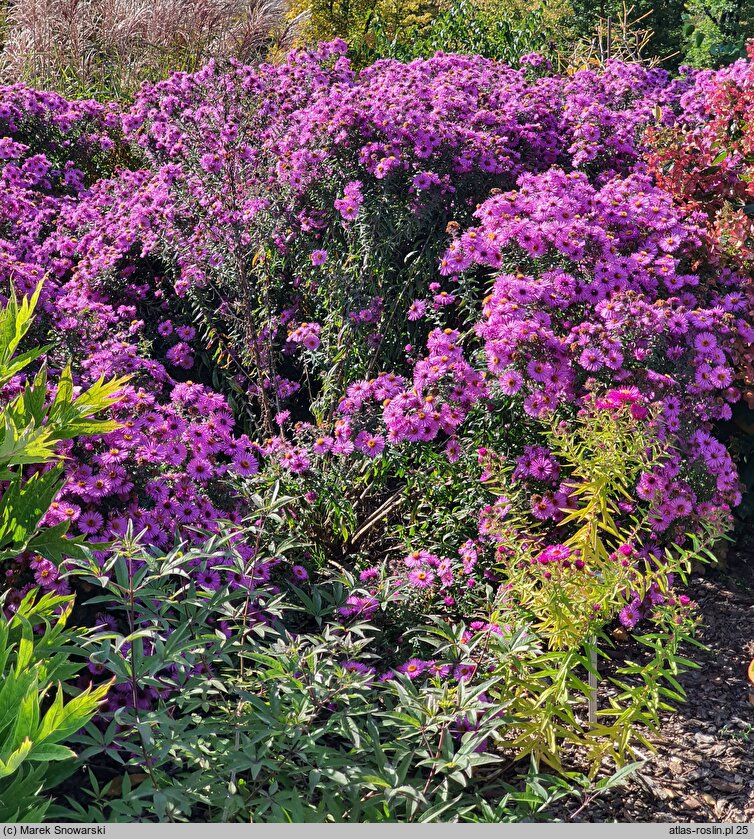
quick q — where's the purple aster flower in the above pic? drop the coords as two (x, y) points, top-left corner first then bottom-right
(186, 458), (213, 482)
(33, 560), (59, 588)
(427, 661), (453, 678)
(232, 452), (258, 476)
(197, 569), (221, 590)
(499, 369), (523, 395)
(343, 661), (375, 676)
(619, 602), (641, 630)
(454, 662), (477, 682)
(399, 658), (427, 679)
(79, 511), (104, 535)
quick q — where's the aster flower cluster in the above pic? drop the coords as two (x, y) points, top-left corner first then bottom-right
(0, 86), (267, 611)
(0, 42), (752, 693)
(466, 170), (746, 522)
(333, 167), (747, 610)
(49, 42), (701, 432)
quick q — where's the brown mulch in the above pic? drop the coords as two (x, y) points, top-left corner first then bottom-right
(554, 530), (754, 823)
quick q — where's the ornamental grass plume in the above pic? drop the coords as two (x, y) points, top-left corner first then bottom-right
(0, 0), (301, 95)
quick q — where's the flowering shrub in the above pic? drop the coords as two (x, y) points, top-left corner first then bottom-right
(70, 43), (696, 437)
(646, 44), (754, 515)
(648, 47), (754, 400)
(0, 86), (268, 602)
(0, 43), (752, 814)
(336, 167), (744, 621)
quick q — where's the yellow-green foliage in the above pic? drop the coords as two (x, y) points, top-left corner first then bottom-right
(287, 0), (432, 44)
(473, 396), (724, 775)
(0, 284), (128, 565)
(0, 592), (110, 822)
(485, 397), (721, 650)
(291, 0), (573, 57)
(0, 284), (126, 820)
(477, 0), (574, 39)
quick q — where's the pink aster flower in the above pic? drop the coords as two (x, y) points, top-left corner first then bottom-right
(407, 300), (427, 321)
(312, 436), (334, 455)
(499, 369), (523, 395)
(445, 438), (461, 463)
(579, 347), (604, 372)
(354, 431), (385, 457)
(407, 568), (435, 588)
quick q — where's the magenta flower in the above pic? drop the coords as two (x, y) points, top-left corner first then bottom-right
(398, 658), (427, 679)
(33, 560), (59, 588)
(407, 300), (427, 321)
(79, 511), (104, 535)
(354, 431), (385, 458)
(445, 438), (461, 463)
(232, 452), (258, 476)
(186, 458), (213, 482)
(454, 662), (477, 682)
(407, 568), (435, 589)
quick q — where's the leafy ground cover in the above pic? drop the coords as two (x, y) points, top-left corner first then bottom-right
(0, 42), (752, 822)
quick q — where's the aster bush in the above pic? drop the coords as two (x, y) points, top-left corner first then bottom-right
(0, 39), (752, 821)
(647, 46), (754, 511)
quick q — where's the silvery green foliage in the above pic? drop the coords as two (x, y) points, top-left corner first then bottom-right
(53, 531), (587, 823)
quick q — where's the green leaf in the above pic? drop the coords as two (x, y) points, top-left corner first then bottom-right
(28, 743), (77, 762)
(0, 737), (33, 778)
(596, 761), (645, 791)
